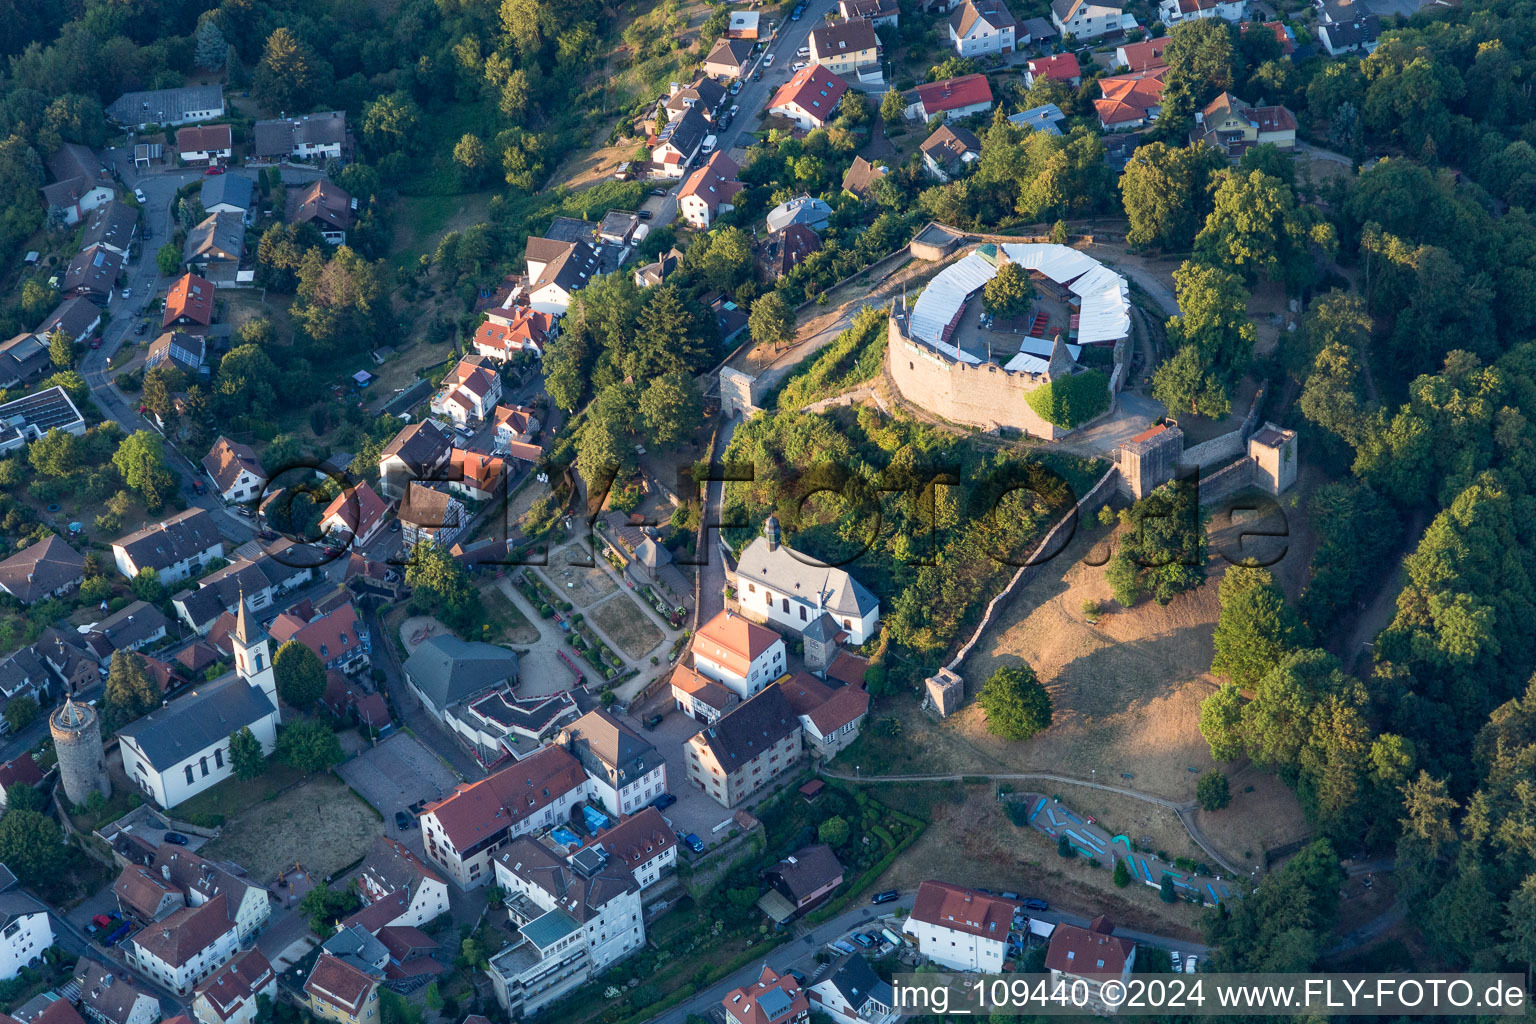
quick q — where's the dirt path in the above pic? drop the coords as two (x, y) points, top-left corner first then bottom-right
(1338, 508), (1426, 676)
(823, 768), (1244, 876)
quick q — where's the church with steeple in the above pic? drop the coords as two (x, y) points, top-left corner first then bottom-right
(118, 592), (283, 808)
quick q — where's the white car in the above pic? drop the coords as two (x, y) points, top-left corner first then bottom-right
(764, 52), (775, 66)
(133, 187), (147, 204)
(1170, 951), (1182, 973)
(1184, 955), (1198, 974)
(791, 61), (808, 71)
(797, 45), (810, 57)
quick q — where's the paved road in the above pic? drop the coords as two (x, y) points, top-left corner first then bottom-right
(646, 0), (840, 226)
(691, 416), (739, 630)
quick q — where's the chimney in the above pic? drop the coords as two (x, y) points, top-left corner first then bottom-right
(162, 864), (171, 881)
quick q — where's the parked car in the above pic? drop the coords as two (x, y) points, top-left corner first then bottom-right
(395, 810), (412, 830)
(791, 6), (804, 17)
(787, 970), (806, 984)
(850, 933), (874, 948)
(791, 61), (808, 71)
(1184, 955), (1199, 974)
(1023, 898), (1048, 911)
(133, 321), (147, 335)
(651, 793), (677, 810)
(204, 165), (224, 175)
(642, 713), (664, 729)
(650, 187), (668, 197)
(91, 914), (114, 929)
(752, 70), (762, 81)
(390, 519), (401, 532)
(89, 336), (101, 349)
(729, 80), (742, 95)
(764, 52), (775, 65)
(1171, 951), (1183, 973)
(730, 104), (740, 116)
(871, 889), (899, 904)
(162, 831), (189, 846)
(683, 833), (704, 853)
(120, 287), (130, 299)
(638, 210), (653, 221)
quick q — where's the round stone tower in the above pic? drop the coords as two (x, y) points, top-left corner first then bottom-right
(50, 697), (110, 805)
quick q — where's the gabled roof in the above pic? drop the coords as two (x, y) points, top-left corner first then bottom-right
(131, 892), (234, 968)
(107, 86), (223, 126)
(202, 437), (264, 494)
(1051, 0), (1120, 19)
(287, 180), (355, 232)
(146, 331), (206, 374)
(183, 211), (245, 263)
(842, 156), (888, 196)
(810, 17), (879, 57)
(1027, 52), (1081, 82)
(679, 152), (744, 213)
(1093, 67), (1167, 124)
(913, 73), (993, 114)
(163, 273), (215, 329)
(722, 965), (808, 1024)
(269, 601), (364, 665)
(593, 808), (677, 871)
(496, 836), (638, 922)
(404, 634), (517, 713)
(909, 880), (1019, 940)
(36, 297), (100, 341)
(694, 611), (783, 677)
(1117, 37), (1169, 70)
(304, 954), (374, 1016)
(654, 106), (710, 162)
(252, 112), (346, 158)
(200, 174), (254, 212)
(322, 481), (387, 539)
(921, 124), (981, 162)
(765, 843), (843, 902)
(688, 684), (799, 773)
(113, 864), (180, 919)
(559, 709), (664, 783)
(176, 124), (232, 153)
(63, 246), (123, 296)
(117, 676), (276, 772)
(76, 959), (158, 1024)
(704, 36), (754, 68)
(0, 535), (85, 604)
(80, 201), (138, 252)
(424, 745), (588, 852)
(195, 949), (274, 1022)
(769, 65), (849, 123)
(1045, 915), (1134, 976)
(359, 836), (445, 896)
(735, 536), (878, 620)
(950, 0), (1017, 36)
(380, 419), (450, 473)
(814, 954), (893, 1017)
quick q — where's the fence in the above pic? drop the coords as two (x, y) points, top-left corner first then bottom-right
(948, 465), (1119, 673)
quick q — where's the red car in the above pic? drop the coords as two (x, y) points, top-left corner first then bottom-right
(204, 165), (225, 175)
(89, 337), (101, 349)
(92, 914), (113, 929)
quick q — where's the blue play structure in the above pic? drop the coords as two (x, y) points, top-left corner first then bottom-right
(551, 826), (583, 847)
(582, 805), (610, 832)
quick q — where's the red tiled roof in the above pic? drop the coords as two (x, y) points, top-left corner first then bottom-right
(195, 949), (274, 1022)
(132, 892), (233, 968)
(424, 745), (588, 852)
(722, 966), (808, 1024)
(1045, 915), (1134, 976)
(909, 880), (1019, 941)
(594, 808), (677, 871)
(202, 436), (263, 494)
(322, 481), (388, 540)
(176, 125), (232, 154)
(694, 611), (782, 678)
(305, 954), (374, 1017)
(162, 273), (214, 329)
(1094, 68), (1166, 124)
(825, 650), (869, 687)
(679, 152), (745, 213)
(913, 73), (993, 114)
(770, 65), (849, 123)
(1129, 423), (1167, 443)
(269, 602), (364, 667)
(1028, 53), (1080, 82)
(1117, 38), (1169, 70)
(0, 754), (42, 790)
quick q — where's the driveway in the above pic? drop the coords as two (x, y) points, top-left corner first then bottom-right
(618, 705), (738, 840)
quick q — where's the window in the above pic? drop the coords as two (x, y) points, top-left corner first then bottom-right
(799, 606), (807, 621)
(782, 597), (790, 612)
(200, 757), (209, 777)
(214, 748), (224, 769)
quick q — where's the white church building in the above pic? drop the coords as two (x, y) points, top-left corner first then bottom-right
(118, 598), (281, 808)
(732, 517), (880, 646)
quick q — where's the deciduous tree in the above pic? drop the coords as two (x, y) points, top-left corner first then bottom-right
(273, 640), (326, 712)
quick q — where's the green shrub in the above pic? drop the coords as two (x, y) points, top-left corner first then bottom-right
(1024, 369), (1111, 428)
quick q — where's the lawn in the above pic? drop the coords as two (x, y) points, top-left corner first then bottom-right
(588, 592), (664, 660)
(480, 583), (541, 645)
(201, 772), (381, 883)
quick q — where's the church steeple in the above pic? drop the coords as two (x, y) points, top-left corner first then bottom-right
(233, 587), (262, 647)
(232, 589), (279, 720)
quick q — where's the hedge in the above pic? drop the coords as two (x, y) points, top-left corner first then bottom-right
(1024, 368), (1111, 428)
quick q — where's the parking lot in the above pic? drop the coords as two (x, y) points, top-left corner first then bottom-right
(336, 732), (461, 849)
(618, 705), (738, 840)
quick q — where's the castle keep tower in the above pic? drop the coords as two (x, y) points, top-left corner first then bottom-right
(51, 697), (110, 805)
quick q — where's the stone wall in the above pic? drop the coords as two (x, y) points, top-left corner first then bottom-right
(1177, 384), (1267, 472)
(719, 366), (763, 419)
(1196, 456), (1259, 507)
(886, 321), (1067, 440)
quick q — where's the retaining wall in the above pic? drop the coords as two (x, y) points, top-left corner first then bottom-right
(886, 323), (1066, 440)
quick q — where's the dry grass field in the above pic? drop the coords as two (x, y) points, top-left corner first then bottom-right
(203, 775), (381, 882)
(540, 543), (619, 607)
(589, 592), (664, 660)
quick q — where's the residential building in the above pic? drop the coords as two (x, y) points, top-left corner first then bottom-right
(904, 73), (993, 122)
(948, 0), (1016, 55)
(776, 673), (869, 757)
(733, 519), (880, 645)
(808, 955), (897, 1024)
(1093, 67), (1167, 130)
(669, 663), (740, 723)
(0, 535), (85, 604)
(692, 610), (786, 700)
(287, 180), (355, 244)
(430, 355), (502, 427)
(1009, 103), (1066, 134)
(839, 0), (899, 27)
(192, 950), (277, 1024)
(107, 86), (225, 129)
(679, 152), (743, 228)
(488, 837), (643, 1015)
(304, 955), (379, 1024)
(651, 106), (710, 178)
(145, 331), (206, 375)
(117, 604), (280, 808)
(404, 634), (519, 723)
(252, 112), (346, 162)
(36, 298), (101, 344)
(320, 481), (388, 548)
(0, 387), (85, 455)
(525, 237), (604, 313)
(766, 196), (832, 234)
(722, 966), (808, 1024)
(810, 18), (880, 77)
(398, 483), (466, 549)
(921, 124), (981, 180)
(354, 837), (451, 929)
(200, 176), (254, 222)
(1193, 92), (1297, 155)
(163, 273), (216, 333)
(0, 647), (52, 710)
(0, 334), (49, 389)
(684, 684), (802, 807)
(1025, 52), (1082, 88)
(182, 213), (245, 275)
(1115, 37), (1169, 70)
(442, 688), (580, 763)
(377, 420), (452, 500)
(1049, 0), (1122, 39)
(84, 601), (171, 663)
(124, 892), (239, 994)
(703, 37), (754, 79)
(474, 306), (553, 361)
(634, 247), (683, 288)
(269, 600), (370, 675)
(175, 125), (232, 164)
(112, 508), (225, 585)
(768, 65), (849, 130)
(556, 709), (668, 817)
(1317, 12), (1380, 54)
(728, 10), (763, 37)
(171, 552), (311, 635)
(63, 246), (124, 305)
(492, 405), (541, 449)
(762, 844), (843, 917)
(1157, 0), (1244, 22)
(902, 881), (1020, 972)
(0, 755), (43, 806)
(1021, 15), (1057, 40)
(80, 201), (138, 257)
(0, 884), (51, 981)
(41, 144), (115, 227)
(842, 156), (888, 197)
(1045, 916), (1136, 1013)
(592, 809), (676, 890)
(134, 846), (273, 944)
(420, 745), (592, 887)
(75, 960), (160, 1024)
(662, 79), (728, 125)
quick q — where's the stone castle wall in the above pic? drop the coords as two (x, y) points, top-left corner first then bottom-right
(885, 319), (1067, 440)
